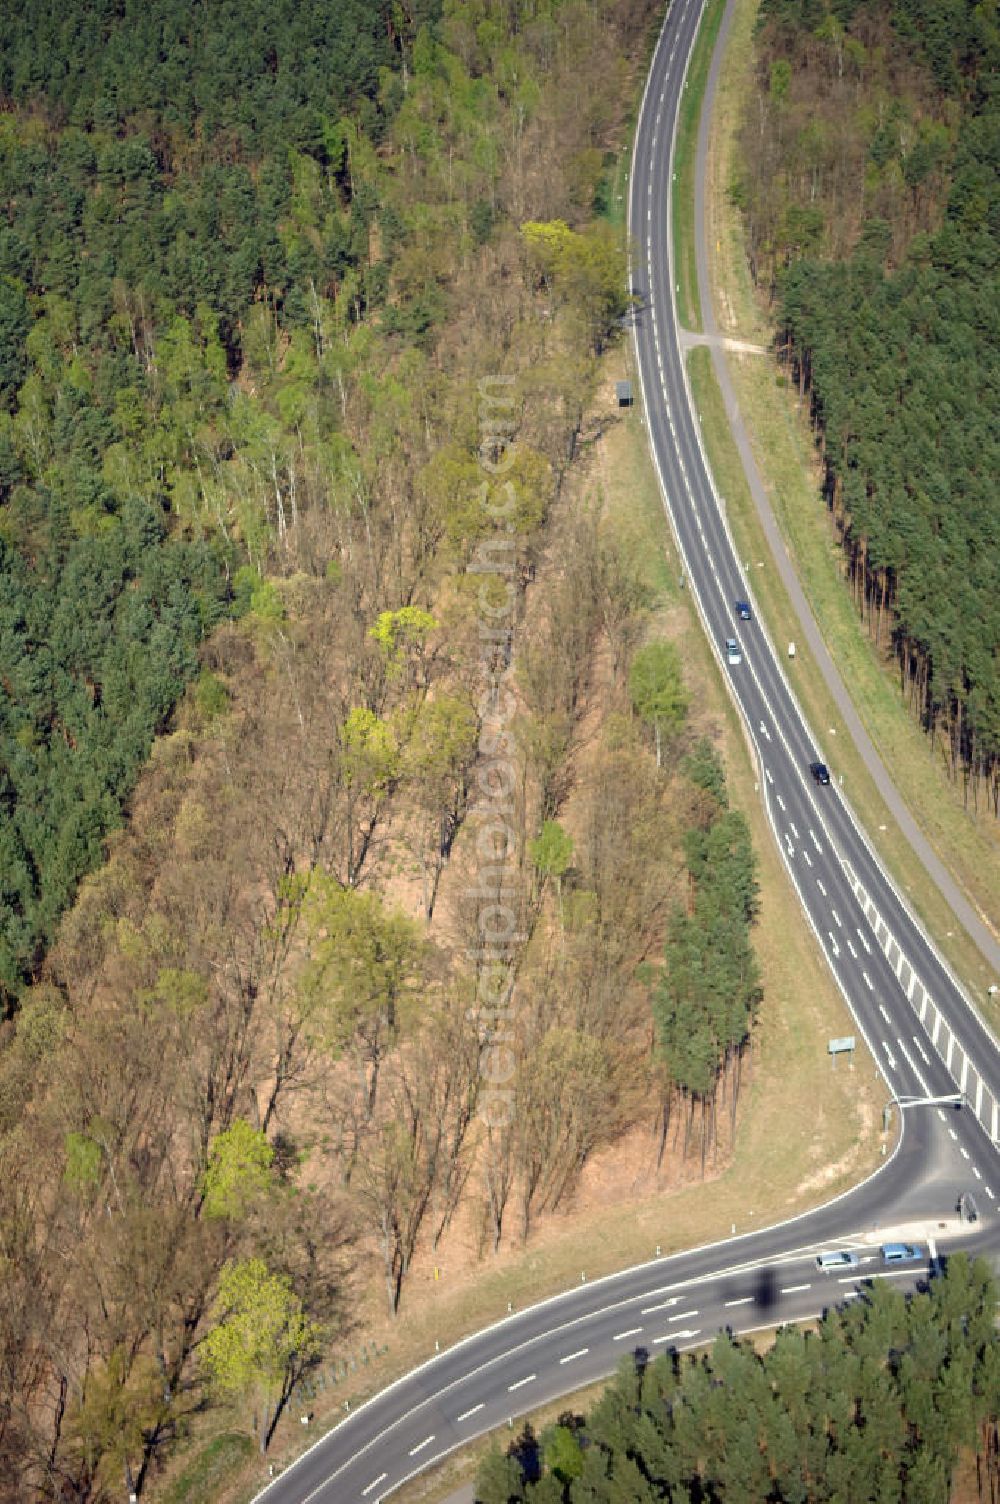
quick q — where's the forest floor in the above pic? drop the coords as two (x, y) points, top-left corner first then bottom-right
(184, 356), (885, 1504)
(190, 2), (1000, 1495)
(695, 0), (1000, 1011)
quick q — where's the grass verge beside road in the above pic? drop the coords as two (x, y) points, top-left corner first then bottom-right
(670, 0), (726, 333)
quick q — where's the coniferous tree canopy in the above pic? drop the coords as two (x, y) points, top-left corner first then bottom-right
(476, 1255), (1000, 1503)
(0, 1), (438, 1006)
(739, 0), (1000, 814)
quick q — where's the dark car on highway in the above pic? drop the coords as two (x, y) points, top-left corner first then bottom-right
(809, 761), (831, 785)
(735, 600), (752, 620)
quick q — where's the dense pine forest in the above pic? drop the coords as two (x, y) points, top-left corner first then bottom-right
(0, 0), (443, 1005)
(736, 0), (1000, 815)
(0, 0), (773, 1497)
(475, 1255), (1000, 1503)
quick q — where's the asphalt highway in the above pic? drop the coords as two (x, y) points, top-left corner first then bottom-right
(253, 2), (1000, 1500)
(627, 0), (1000, 1160)
(253, 1106), (988, 1504)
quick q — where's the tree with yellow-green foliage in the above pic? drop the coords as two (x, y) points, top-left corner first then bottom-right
(339, 707), (400, 884)
(398, 693), (479, 919)
(520, 219), (631, 353)
(297, 874), (428, 1126)
(200, 1120), (275, 1221)
(200, 1258), (320, 1454)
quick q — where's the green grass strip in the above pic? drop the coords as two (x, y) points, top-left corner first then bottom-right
(671, 0), (727, 332)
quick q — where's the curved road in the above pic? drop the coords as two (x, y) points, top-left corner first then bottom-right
(254, 3), (1000, 1500)
(254, 1113), (987, 1504)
